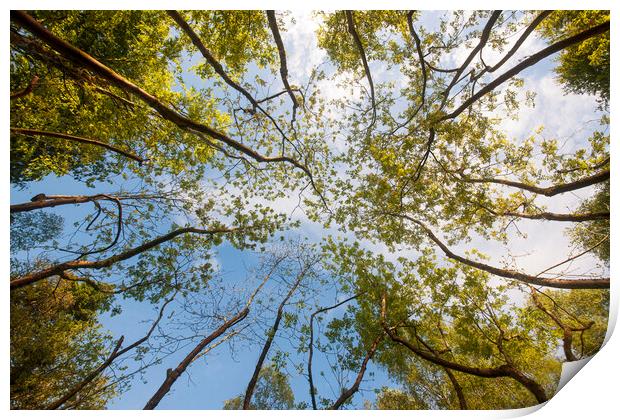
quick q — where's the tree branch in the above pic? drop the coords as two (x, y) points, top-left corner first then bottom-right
(143, 268), (276, 409)
(266, 10), (299, 123)
(477, 201), (610, 222)
(345, 11), (376, 130)
(441, 11), (502, 105)
(243, 264), (310, 409)
(11, 11), (307, 172)
(529, 290), (585, 362)
(329, 334), (383, 409)
(459, 169), (609, 197)
(384, 212), (609, 289)
(441, 19), (610, 121)
(380, 294), (548, 403)
(167, 10), (294, 144)
(11, 192), (168, 213)
(11, 127), (145, 164)
(308, 293), (362, 409)
(46, 295), (175, 409)
(10, 226), (240, 290)
(143, 306), (249, 409)
(412, 328), (468, 409)
(10, 75), (39, 99)
(481, 11), (553, 74)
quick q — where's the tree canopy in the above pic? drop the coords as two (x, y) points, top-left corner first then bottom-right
(9, 9), (610, 410)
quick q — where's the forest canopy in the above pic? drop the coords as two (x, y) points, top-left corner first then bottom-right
(9, 9), (610, 410)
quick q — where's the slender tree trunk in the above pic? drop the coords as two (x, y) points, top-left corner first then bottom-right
(444, 368), (468, 410)
(143, 307), (249, 409)
(329, 335), (382, 410)
(243, 267), (309, 409)
(307, 294), (362, 409)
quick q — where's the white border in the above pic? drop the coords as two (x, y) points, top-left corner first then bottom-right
(3, 2), (617, 419)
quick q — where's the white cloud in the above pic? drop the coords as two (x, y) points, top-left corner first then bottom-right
(283, 11), (326, 83)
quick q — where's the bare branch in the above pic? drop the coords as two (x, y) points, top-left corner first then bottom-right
(143, 267), (277, 409)
(47, 295), (176, 409)
(308, 293), (362, 409)
(243, 264), (310, 409)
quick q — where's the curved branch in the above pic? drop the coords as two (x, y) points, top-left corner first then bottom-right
(425, 61), (460, 73)
(10, 226), (240, 290)
(413, 328), (468, 409)
(460, 169), (609, 197)
(308, 293), (362, 409)
(385, 212), (609, 289)
(441, 19), (610, 121)
(76, 195), (124, 258)
(478, 202), (609, 222)
(10, 75), (39, 99)
(243, 265), (311, 409)
(11, 127), (145, 163)
(266, 10), (299, 122)
(530, 291), (586, 362)
(380, 295), (548, 403)
(329, 334), (383, 409)
(345, 10), (376, 130)
(10, 11), (306, 171)
(11, 192), (166, 213)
